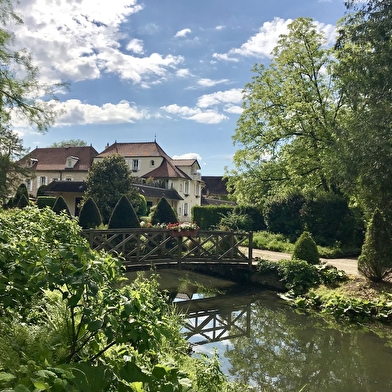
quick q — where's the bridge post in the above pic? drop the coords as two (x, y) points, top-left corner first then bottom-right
(248, 232), (253, 268)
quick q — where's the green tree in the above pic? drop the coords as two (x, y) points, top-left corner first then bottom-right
(0, 1), (61, 204)
(78, 197), (102, 229)
(150, 197), (178, 225)
(333, 1), (392, 218)
(48, 139), (87, 147)
(108, 195), (140, 229)
(358, 208), (392, 282)
(84, 154), (140, 223)
(227, 18), (343, 204)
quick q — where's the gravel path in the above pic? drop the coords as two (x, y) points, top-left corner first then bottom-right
(249, 249), (359, 276)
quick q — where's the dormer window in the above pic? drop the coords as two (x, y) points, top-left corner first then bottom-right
(27, 158), (38, 168)
(66, 156), (79, 169)
(150, 160), (155, 167)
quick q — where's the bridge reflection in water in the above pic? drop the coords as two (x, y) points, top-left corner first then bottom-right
(174, 293), (253, 346)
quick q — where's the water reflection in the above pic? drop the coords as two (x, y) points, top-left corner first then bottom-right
(127, 269), (392, 391)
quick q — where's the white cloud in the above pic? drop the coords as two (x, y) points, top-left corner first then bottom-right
(213, 17), (336, 62)
(215, 25), (225, 30)
(126, 38), (144, 54)
(160, 104), (228, 124)
(54, 99), (150, 126)
(173, 152), (202, 161)
(224, 105), (243, 114)
(12, 0), (182, 86)
(175, 28), (191, 38)
(196, 88), (243, 108)
(197, 78), (229, 87)
(177, 68), (193, 78)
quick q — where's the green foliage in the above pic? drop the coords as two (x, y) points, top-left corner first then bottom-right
(218, 211), (253, 231)
(134, 193), (148, 217)
(36, 196), (56, 209)
(292, 231), (320, 265)
(358, 208), (392, 282)
(78, 197), (102, 229)
(16, 193), (29, 208)
(0, 206), (236, 390)
(263, 192), (305, 240)
(334, 1), (392, 218)
(150, 197), (178, 225)
(252, 231), (295, 253)
(192, 205), (234, 230)
(258, 259), (347, 295)
(52, 196), (70, 216)
(84, 154), (140, 224)
(296, 291), (392, 324)
(229, 18), (341, 202)
(108, 195), (140, 229)
(36, 184), (47, 196)
(301, 191), (364, 247)
(233, 205), (266, 231)
(14, 183), (28, 204)
(48, 139), (87, 147)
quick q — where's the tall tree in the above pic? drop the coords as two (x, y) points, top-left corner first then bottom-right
(334, 1), (392, 218)
(0, 0), (61, 203)
(227, 18), (343, 205)
(84, 154), (140, 223)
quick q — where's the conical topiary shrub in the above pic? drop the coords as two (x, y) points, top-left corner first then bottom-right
(78, 197), (103, 229)
(16, 194), (29, 209)
(358, 208), (392, 282)
(52, 196), (71, 216)
(150, 197), (178, 225)
(292, 231), (319, 265)
(108, 195), (140, 229)
(13, 184), (29, 207)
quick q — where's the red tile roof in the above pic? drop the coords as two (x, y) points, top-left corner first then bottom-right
(97, 141), (171, 160)
(142, 158), (190, 179)
(19, 146), (98, 171)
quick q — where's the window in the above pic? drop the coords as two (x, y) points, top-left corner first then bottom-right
(51, 177), (59, 182)
(150, 160), (155, 167)
(132, 159), (140, 171)
(184, 181), (189, 195)
(65, 177), (72, 181)
(183, 203), (189, 216)
(195, 183), (200, 196)
(25, 179), (32, 192)
(40, 176), (46, 186)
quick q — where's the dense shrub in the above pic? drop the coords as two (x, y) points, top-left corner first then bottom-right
(192, 205), (234, 230)
(358, 208), (392, 282)
(16, 194), (29, 208)
(150, 197), (178, 225)
(36, 184), (47, 196)
(263, 192), (305, 240)
(134, 193), (148, 216)
(218, 211), (253, 231)
(301, 191), (364, 247)
(292, 231), (319, 265)
(78, 197), (102, 229)
(52, 196), (71, 215)
(108, 195), (140, 228)
(36, 196), (56, 209)
(233, 205), (266, 231)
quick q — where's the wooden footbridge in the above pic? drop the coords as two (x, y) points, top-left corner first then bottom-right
(82, 228), (253, 271)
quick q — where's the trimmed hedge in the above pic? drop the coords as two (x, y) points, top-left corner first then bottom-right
(36, 196), (56, 209)
(52, 196), (71, 216)
(150, 197), (178, 225)
(78, 197), (103, 229)
(192, 205), (234, 230)
(108, 195), (140, 228)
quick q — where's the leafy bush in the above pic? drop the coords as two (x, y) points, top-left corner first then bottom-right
(108, 195), (140, 228)
(358, 208), (392, 282)
(292, 231), (319, 265)
(218, 211), (253, 231)
(252, 231), (295, 253)
(233, 205), (266, 231)
(150, 197), (178, 225)
(263, 191), (305, 240)
(0, 206), (240, 391)
(78, 197), (103, 229)
(301, 191), (364, 247)
(192, 205), (234, 230)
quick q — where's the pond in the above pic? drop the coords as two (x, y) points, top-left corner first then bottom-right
(126, 269), (392, 392)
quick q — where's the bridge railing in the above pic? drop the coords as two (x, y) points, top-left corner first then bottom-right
(81, 228), (253, 269)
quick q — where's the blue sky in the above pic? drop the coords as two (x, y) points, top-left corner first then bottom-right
(12, 0), (347, 175)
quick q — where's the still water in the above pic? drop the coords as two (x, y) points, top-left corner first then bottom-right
(127, 269), (392, 392)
